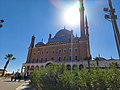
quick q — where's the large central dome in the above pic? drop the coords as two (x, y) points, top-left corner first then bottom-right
(55, 28), (74, 38)
(48, 28), (74, 43)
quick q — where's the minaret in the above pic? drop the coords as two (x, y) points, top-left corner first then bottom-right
(85, 16), (89, 37)
(79, 0), (85, 38)
(85, 16), (91, 58)
(26, 35), (35, 63)
(29, 35), (35, 48)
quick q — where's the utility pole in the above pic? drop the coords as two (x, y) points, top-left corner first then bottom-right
(104, 0), (120, 59)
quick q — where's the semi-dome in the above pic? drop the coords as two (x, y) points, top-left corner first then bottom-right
(35, 42), (45, 47)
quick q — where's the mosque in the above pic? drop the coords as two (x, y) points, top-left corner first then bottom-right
(22, 0), (120, 74)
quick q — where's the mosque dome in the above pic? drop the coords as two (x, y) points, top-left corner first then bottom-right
(55, 28), (73, 38)
(48, 27), (74, 43)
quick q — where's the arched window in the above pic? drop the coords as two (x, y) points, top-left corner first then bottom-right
(58, 57), (61, 61)
(67, 65), (71, 70)
(69, 56), (71, 61)
(79, 64), (84, 70)
(35, 66), (39, 70)
(51, 57), (54, 60)
(31, 66), (34, 70)
(36, 59), (39, 63)
(45, 58), (47, 62)
(75, 56), (78, 60)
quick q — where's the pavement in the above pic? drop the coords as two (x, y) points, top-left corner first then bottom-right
(0, 77), (35, 90)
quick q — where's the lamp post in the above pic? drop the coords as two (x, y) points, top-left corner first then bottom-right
(103, 0), (120, 59)
(0, 20), (4, 28)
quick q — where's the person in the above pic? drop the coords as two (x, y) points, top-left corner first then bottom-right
(14, 71), (20, 81)
(24, 72), (28, 81)
(11, 71), (15, 81)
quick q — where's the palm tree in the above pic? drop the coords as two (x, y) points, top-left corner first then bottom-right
(2, 54), (16, 76)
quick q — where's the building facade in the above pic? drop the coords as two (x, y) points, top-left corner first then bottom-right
(22, 0), (120, 74)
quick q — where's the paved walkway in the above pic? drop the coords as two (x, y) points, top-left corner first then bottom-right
(0, 77), (35, 90)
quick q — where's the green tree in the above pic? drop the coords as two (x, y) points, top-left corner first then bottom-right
(2, 54), (16, 76)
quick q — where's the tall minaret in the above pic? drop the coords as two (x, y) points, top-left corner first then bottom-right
(85, 16), (91, 58)
(85, 16), (89, 37)
(29, 35), (35, 48)
(26, 35), (35, 63)
(79, 0), (85, 38)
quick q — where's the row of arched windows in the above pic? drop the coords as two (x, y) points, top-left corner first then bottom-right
(33, 48), (78, 55)
(26, 64), (84, 71)
(30, 56), (79, 63)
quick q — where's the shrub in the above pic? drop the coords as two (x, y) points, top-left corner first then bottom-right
(30, 63), (120, 90)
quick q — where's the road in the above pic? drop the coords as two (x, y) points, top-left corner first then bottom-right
(0, 77), (35, 90)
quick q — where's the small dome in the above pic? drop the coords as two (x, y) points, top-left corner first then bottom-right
(35, 42), (45, 47)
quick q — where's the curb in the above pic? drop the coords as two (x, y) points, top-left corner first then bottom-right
(16, 82), (26, 90)
(16, 81), (31, 90)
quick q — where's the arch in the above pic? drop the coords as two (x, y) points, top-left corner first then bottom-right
(45, 63), (52, 67)
(67, 64), (71, 70)
(40, 65), (44, 68)
(31, 66), (34, 70)
(72, 64), (77, 70)
(35, 65), (39, 70)
(79, 64), (84, 70)
(27, 66), (30, 70)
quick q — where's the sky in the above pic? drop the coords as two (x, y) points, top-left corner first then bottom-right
(0, 0), (120, 72)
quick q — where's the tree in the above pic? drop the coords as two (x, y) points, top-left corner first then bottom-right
(1, 54), (16, 76)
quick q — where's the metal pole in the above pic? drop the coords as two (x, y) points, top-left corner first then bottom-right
(108, 0), (120, 59)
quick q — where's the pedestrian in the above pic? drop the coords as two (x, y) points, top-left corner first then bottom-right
(24, 72), (28, 81)
(11, 71), (15, 81)
(14, 71), (19, 81)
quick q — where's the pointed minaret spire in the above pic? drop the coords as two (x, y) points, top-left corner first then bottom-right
(79, 0), (85, 38)
(29, 35), (35, 48)
(85, 16), (89, 36)
(64, 26), (66, 29)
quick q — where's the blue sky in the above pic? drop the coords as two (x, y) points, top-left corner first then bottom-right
(0, 0), (120, 72)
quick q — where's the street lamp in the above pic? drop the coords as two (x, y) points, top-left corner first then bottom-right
(103, 0), (120, 59)
(0, 20), (4, 28)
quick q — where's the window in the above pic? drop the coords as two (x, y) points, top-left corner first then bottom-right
(64, 49), (66, 53)
(75, 56), (78, 60)
(59, 49), (62, 53)
(51, 57), (54, 60)
(42, 52), (43, 54)
(69, 48), (71, 52)
(75, 48), (78, 52)
(58, 57), (61, 61)
(36, 59), (38, 63)
(53, 50), (55, 53)
(64, 57), (66, 60)
(69, 56), (71, 60)
(40, 58), (43, 63)
(45, 58), (47, 62)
